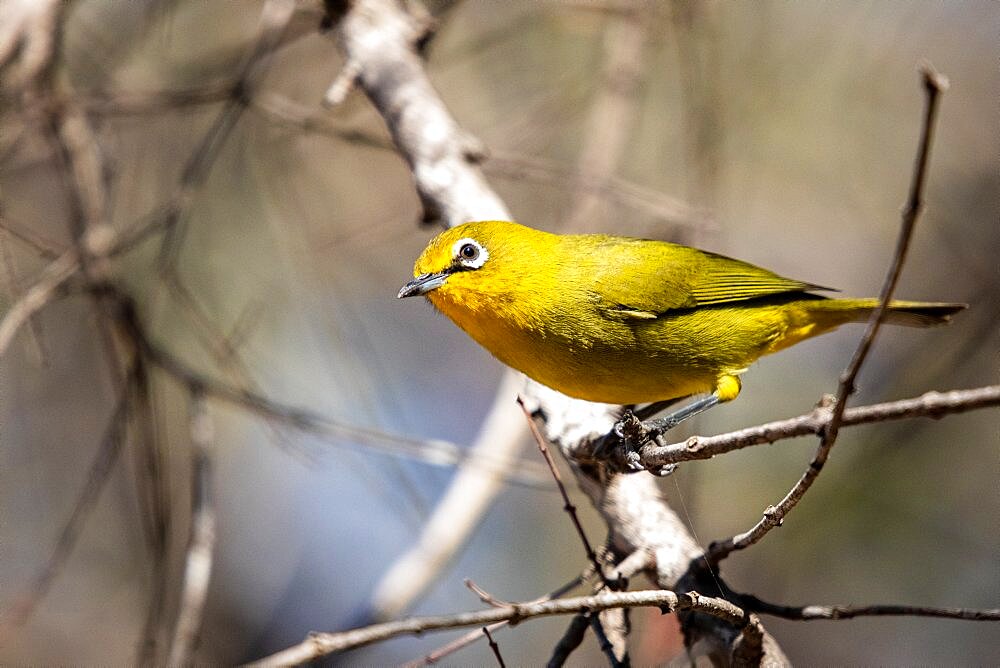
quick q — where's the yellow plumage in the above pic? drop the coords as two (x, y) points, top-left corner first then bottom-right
(399, 221), (964, 406)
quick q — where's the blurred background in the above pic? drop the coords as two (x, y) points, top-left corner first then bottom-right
(1, 0), (997, 664)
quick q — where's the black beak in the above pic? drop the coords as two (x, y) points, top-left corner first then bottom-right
(398, 272), (448, 298)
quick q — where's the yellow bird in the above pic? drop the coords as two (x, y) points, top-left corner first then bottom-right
(399, 221), (964, 428)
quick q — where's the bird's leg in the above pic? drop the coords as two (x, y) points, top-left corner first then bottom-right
(642, 375), (741, 437)
(633, 396), (688, 421)
(643, 393), (720, 434)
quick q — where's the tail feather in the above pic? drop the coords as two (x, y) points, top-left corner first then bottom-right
(859, 300), (966, 327)
(761, 298), (965, 356)
(817, 298), (967, 327)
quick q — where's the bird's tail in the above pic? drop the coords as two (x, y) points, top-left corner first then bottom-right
(831, 299), (967, 327)
(766, 298), (966, 355)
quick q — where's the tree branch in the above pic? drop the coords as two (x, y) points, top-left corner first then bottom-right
(249, 589), (747, 666)
(166, 393), (217, 667)
(743, 594), (1000, 623)
(706, 63), (950, 565)
(0, 248), (77, 357)
(639, 385), (1000, 468)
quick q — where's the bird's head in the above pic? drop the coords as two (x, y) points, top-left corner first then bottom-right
(398, 220), (547, 307)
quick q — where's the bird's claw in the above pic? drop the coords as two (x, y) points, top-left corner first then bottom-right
(623, 450), (644, 472)
(610, 409), (684, 475)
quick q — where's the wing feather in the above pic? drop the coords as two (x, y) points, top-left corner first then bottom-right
(572, 236), (834, 318)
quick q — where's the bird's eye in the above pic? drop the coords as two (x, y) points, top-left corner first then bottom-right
(451, 237), (488, 269)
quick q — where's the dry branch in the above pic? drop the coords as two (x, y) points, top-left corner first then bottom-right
(0, 248), (77, 357)
(330, 0), (539, 624)
(166, 394), (217, 667)
(0, 367), (133, 643)
(249, 589), (747, 666)
(639, 385), (1000, 468)
(706, 63), (950, 565)
(744, 595), (1000, 623)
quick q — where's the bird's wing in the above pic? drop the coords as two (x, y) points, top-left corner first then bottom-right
(688, 250), (831, 306)
(585, 238), (832, 320)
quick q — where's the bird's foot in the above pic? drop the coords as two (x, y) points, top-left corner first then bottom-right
(612, 410), (676, 476)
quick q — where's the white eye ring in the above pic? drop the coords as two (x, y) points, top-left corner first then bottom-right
(452, 238), (488, 269)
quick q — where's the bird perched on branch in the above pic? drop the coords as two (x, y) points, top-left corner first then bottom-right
(399, 221), (964, 434)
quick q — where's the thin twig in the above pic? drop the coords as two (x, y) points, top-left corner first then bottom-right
(482, 627), (506, 668)
(518, 396), (615, 590)
(639, 385), (1000, 468)
(166, 392), (217, 667)
(403, 568), (597, 667)
(589, 612), (627, 668)
(249, 589), (747, 666)
(0, 248), (77, 357)
(155, 0), (296, 273)
(742, 593), (1000, 622)
(486, 151), (706, 233)
(0, 214), (63, 259)
(0, 368), (133, 642)
(323, 57), (361, 106)
(106, 295), (548, 483)
(547, 613), (591, 668)
(706, 64), (949, 565)
(563, 3), (647, 234)
(132, 353), (171, 665)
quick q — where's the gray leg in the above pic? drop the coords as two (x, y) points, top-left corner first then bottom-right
(644, 393), (720, 434)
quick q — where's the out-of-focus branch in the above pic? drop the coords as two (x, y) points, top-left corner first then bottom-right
(0, 0), (65, 92)
(250, 589), (747, 666)
(486, 151), (707, 232)
(329, 0), (539, 624)
(0, 222), (48, 363)
(0, 367), (133, 643)
(706, 64), (949, 565)
(0, 248), (77, 357)
(548, 613), (591, 667)
(166, 393), (217, 667)
(563, 3), (646, 234)
(638, 385), (1000, 469)
(364, 373), (529, 621)
(104, 293), (548, 484)
(332, 0), (508, 227)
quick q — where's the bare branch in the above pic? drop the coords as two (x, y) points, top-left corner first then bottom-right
(332, 0), (537, 625)
(0, 0), (65, 91)
(482, 626), (506, 668)
(706, 64), (950, 564)
(519, 396), (614, 590)
(743, 594), (1000, 623)
(166, 393), (217, 667)
(403, 568), (597, 667)
(547, 613), (591, 668)
(331, 0), (509, 227)
(365, 373), (530, 621)
(640, 385), (1000, 468)
(249, 589), (747, 666)
(486, 151), (708, 234)
(0, 368), (132, 642)
(107, 295), (548, 484)
(0, 248), (77, 357)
